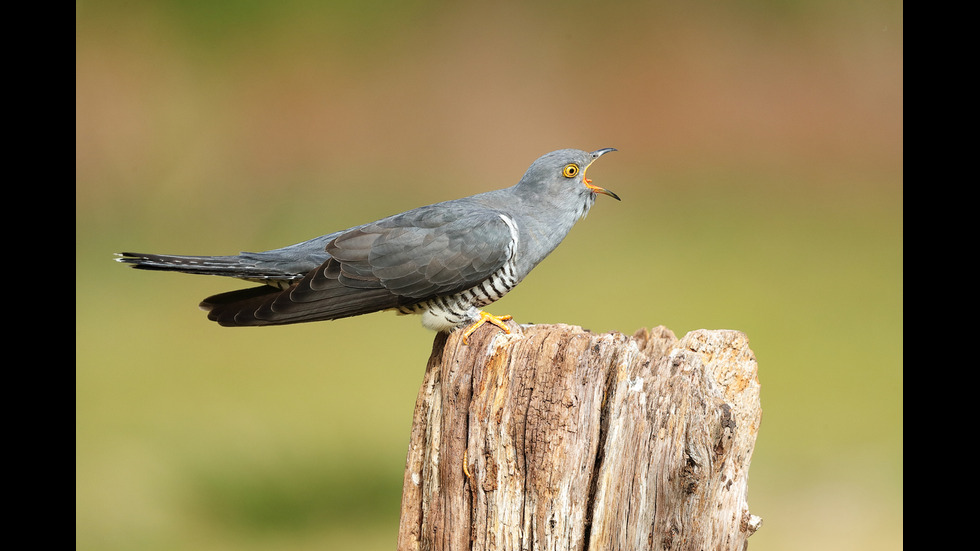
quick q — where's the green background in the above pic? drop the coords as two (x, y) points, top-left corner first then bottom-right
(77, 1), (902, 549)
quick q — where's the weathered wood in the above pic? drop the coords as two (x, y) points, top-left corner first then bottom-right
(397, 323), (762, 551)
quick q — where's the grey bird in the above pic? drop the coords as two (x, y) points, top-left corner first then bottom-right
(118, 148), (618, 341)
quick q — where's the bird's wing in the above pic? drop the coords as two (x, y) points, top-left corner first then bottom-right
(202, 204), (516, 326)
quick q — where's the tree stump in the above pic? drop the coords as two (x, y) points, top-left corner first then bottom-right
(397, 323), (762, 551)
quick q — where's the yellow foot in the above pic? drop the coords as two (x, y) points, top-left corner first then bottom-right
(463, 448), (474, 486)
(461, 311), (513, 344)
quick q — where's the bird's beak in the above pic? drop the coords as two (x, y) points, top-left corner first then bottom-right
(584, 148), (620, 201)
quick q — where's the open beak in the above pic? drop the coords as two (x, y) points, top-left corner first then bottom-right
(583, 148), (620, 201)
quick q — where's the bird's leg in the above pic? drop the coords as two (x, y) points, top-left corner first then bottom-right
(461, 311), (513, 344)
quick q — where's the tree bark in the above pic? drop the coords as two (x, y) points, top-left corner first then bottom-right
(397, 323), (762, 551)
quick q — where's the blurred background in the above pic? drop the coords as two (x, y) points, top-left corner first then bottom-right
(76, 1), (902, 549)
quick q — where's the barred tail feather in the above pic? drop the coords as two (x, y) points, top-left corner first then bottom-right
(200, 259), (403, 327)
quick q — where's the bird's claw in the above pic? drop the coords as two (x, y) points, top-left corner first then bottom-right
(461, 311), (513, 344)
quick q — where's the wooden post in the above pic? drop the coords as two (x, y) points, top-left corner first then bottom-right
(397, 323), (763, 551)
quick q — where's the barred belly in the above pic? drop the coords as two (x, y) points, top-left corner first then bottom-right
(397, 260), (521, 332)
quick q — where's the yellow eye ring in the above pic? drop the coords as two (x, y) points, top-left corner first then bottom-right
(562, 164), (579, 178)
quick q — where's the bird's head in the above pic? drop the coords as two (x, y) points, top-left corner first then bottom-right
(515, 148), (619, 212)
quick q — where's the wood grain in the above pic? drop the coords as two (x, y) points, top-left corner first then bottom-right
(398, 323), (762, 551)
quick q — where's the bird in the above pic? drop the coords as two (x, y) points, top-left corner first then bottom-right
(117, 148), (619, 342)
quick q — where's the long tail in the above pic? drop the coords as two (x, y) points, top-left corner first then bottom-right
(116, 252), (301, 285)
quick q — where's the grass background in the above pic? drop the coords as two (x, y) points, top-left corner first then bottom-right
(77, 1), (902, 549)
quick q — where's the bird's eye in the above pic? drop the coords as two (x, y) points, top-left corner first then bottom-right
(562, 164), (579, 178)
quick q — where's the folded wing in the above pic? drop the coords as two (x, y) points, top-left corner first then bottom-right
(201, 203), (515, 326)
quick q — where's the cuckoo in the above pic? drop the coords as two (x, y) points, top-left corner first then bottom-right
(118, 148), (619, 341)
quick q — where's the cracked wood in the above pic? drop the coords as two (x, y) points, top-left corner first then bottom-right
(397, 323), (762, 551)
